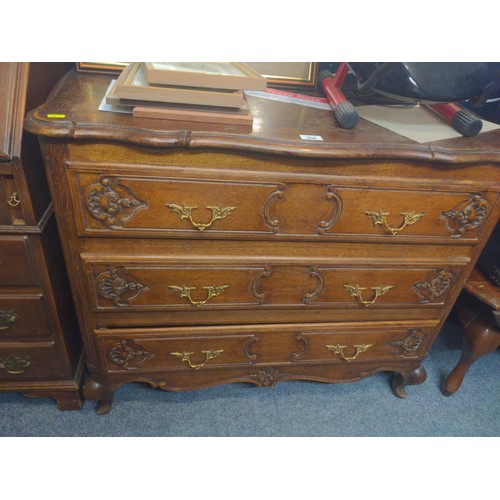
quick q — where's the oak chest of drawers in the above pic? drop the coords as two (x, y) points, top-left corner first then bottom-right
(1, 63), (83, 410)
(25, 70), (500, 413)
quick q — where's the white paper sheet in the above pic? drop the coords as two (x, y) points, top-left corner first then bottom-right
(357, 104), (500, 143)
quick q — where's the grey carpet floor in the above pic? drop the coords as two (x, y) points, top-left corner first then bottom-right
(1, 318), (498, 437)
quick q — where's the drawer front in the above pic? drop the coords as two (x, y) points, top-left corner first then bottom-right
(84, 258), (464, 312)
(0, 342), (65, 380)
(0, 173), (24, 227)
(0, 295), (52, 341)
(0, 235), (38, 286)
(71, 171), (496, 242)
(98, 322), (435, 374)
(101, 332), (259, 373)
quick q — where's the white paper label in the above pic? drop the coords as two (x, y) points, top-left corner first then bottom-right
(299, 134), (324, 141)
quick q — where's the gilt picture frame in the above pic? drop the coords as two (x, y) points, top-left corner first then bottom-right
(245, 62), (318, 88)
(76, 62), (128, 74)
(77, 62), (319, 88)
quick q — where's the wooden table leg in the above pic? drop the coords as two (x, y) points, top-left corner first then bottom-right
(443, 298), (500, 396)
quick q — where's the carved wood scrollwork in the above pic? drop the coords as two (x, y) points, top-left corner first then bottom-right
(95, 266), (149, 307)
(440, 193), (488, 236)
(85, 177), (147, 229)
(303, 267), (325, 305)
(290, 333), (309, 362)
(244, 335), (260, 363)
(386, 330), (425, 357)
(262, 184), (286, 233)
(108, 339), (156, 370)
(250, 266), (272, 304)
(411, 269), (454, 303)
(317, 185), (343, 235)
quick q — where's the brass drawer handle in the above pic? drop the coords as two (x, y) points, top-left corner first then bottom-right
(170, 349), (224, 370)
(169, 284), (228, 307)
(0, 310), (18, 330)
(0, 355), (32, 374)
(166, 204), (236, 231)
(365, 210), (426, 235)
(344, 284), (394, 306)
(7, 192), (20, 207)
(326, 344), (373, 362)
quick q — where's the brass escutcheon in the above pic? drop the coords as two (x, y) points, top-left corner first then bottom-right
(170, 349), (224, 370)
(0, 355), (32, 374)
(166, 204), (235, 231)
(326, 344), (373, 362)
(344, 284), (394, 306)
(365, 210), (426, 235)
(7, 192), (20, 207)
(169, 284), (228, 307)
(0, 310), (18, 330)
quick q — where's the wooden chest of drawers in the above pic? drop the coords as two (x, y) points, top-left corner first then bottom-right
(1, 63), (83, 410)
(25, 70), (500, 413)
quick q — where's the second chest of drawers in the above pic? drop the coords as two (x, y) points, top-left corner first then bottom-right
(25, 70), (500, 413)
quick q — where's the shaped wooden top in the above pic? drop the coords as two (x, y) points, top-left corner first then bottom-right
(24, 70), (500, 164)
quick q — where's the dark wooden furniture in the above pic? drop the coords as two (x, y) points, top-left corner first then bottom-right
(0, 63), (83, 410)
(443, 267), (500, 395)
(24, 70), (500, 413)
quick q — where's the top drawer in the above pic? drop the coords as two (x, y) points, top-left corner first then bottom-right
(69, 170), (498, 243)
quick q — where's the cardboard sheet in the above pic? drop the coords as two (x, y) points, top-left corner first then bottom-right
(357, 104), (500, 143)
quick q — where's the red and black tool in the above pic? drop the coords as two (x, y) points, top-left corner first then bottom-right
(427, 102), (483, 137)
(321, 62), (493, 136)
(318, 62), (358, 129)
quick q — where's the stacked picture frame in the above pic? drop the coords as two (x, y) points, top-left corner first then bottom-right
(105, 62), (268, 127)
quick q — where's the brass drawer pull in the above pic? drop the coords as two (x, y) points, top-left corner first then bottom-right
(169, 284), (228, 307)
(344, 284), (394, 306)
(7, 192), (20, 207)
(326, 344), (373, 362)
(365, 210), (426, 235)
(166, 204), (236, 231)
(170, 349), (224, 370)
(0, 355), (32, 374)
(0, 310), (18, 330)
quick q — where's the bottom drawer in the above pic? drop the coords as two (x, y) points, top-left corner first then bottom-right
(0, 342), (66, 380)
(97, 321), (438, 374)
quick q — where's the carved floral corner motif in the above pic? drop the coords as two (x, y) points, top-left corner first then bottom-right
(411, 269), (454, 303)
(108, 339), (156, 370)
(386, 330), (425, 357)
(85, 177), (147, 229)
(440, 193), (488, 236)
(95, 266), (149, 307)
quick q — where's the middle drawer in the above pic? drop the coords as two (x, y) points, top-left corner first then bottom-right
(82, 256), (465, 313)
(0, 294), (52, 341)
